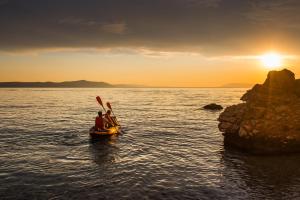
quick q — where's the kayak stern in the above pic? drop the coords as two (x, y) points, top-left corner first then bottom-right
(89, 126), (120, 138)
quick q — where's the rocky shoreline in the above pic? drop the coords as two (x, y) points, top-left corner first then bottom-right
(218, 69), (300, 154)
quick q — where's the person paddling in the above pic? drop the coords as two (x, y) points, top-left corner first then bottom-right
(104, 110), (116, 128)
(95, 111), (105, 131)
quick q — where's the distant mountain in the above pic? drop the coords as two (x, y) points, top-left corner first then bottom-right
(0, 80), (148, 88)
(221, 83), (253, 88)
(0, 81), (253, 88)
(0, 80), (114, 88)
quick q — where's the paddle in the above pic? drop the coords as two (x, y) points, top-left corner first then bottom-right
(106, 102), (115, 116)
(96, 96), (106, 112)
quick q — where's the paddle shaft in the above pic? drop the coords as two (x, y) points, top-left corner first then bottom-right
(107, 102), (120, 126)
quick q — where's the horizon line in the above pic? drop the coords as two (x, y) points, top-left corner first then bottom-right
(0, 80), (254, 89)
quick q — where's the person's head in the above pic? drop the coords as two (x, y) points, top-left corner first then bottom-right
(98, 111), (102, 117)
(106, 110), (111, 115)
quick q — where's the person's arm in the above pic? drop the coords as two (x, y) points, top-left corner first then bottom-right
(104, 117), (114, 128)
(108, 116), (116, 126)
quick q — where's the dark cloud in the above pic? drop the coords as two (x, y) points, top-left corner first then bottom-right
(0, 0), (300, 55)
(247, 0), (300, 27)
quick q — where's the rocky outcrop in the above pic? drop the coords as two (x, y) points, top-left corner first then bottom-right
(203, 103), (223, 110)
(218, 69), (300, 154)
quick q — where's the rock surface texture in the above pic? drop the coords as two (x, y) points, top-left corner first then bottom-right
(218, 69), (300, 154)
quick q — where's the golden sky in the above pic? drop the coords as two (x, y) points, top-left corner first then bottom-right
(0, 50), (299, 87)
(0, 0), (300, 87)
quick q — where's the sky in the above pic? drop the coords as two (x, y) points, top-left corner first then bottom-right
(0, 0), (300, 87)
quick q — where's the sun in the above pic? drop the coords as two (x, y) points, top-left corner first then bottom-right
(260, 52), (283, 70)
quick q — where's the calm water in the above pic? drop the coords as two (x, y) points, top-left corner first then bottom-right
(0, 88), (300, 200)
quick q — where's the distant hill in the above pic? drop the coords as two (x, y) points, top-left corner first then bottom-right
(0, 80), (114, 88)
(0, 80), (147, 88)
(0, 80), (253, 88)
(220, 83), (253, 88)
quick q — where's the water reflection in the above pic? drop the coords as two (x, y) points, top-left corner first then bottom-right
(88, 136), (120, 166)
(7, 88), (300, 199)
(221, 149), (300, 199)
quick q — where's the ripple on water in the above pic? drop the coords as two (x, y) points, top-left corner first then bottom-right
(0, 88), (300, 199)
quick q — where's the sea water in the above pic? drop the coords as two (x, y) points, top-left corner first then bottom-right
(0, 88), (300, 199)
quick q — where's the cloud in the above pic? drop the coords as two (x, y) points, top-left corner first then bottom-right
(58, 17), (127, 34)
(0, 0), (8, 6)
(246, 0), (300, 27)
(58, 17), (89, 26)
(184, 0), (222, 7)
(101, 23), (127, 34)
(0, 0), (300, 55)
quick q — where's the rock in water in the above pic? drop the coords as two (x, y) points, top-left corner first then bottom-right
(203, 103), (223, 110)
(218, 69), (300, 154)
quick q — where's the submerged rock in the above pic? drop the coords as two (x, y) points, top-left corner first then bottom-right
(218, 69), (300, 154)
(203, 103), (223, 110)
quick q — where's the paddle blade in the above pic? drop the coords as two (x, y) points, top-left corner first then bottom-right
(107, 102), (112, 110)
(96, 96), (103, 106)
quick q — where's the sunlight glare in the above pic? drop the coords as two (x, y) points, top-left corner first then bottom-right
(260, 52), (282, 70)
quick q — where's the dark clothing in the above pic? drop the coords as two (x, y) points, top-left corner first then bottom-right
(95, 116), (104, 130)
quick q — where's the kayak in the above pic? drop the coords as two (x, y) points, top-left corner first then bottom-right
(89, 126), (121, 138)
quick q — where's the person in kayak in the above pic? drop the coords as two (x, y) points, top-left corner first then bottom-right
(104, 110), (116, 128)
(95, 111), (105, 130)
